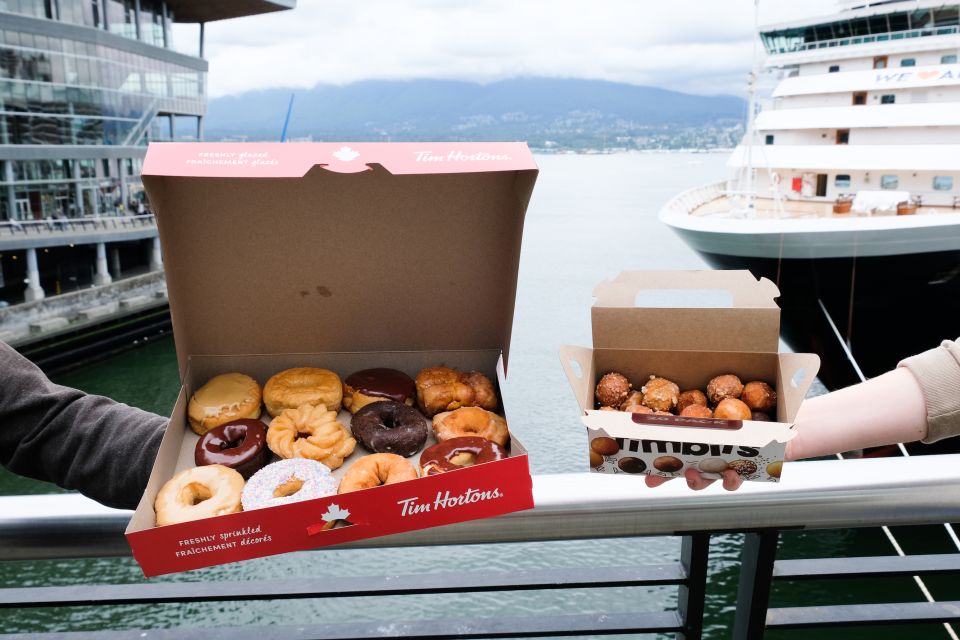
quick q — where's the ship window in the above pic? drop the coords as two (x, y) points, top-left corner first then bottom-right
(873, 56), (888, 69)
(836, 129), (850, 144)
(900, 58), (916, 67)
(881, 175), (900, 189)
(829, 65), (840, 73)
(943, 55), (958, 64)
(835, 175), (852, 188)
(765, 135), (774, 145)
(881, 94), (896, 104)
(933, 176), (954, 190)
(852, 91), (867, 105)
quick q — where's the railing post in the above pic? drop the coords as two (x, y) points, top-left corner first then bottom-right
(677, 533), (710, 640)
(732, 529), (779, 640)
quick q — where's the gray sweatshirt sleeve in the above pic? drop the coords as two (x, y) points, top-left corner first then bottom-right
(899, 338), (960, 444)
(0, 341), (166, 509)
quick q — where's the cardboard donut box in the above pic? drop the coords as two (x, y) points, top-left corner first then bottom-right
(127, 142), (538, 577)
(560, 270), (820, 483)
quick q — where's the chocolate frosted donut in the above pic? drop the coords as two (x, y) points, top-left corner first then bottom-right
(343, 368), (416, 414)
(420, 436), (506, 475)
(194, 419), (270, 479)
(350, 401), (429, 457)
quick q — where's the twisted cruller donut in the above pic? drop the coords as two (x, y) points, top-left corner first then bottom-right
(267, 403), (356, 470)
(338, 453), (419, 493)
(432, 406), (509, 448)
(263, 367), (343, 417)
(154, 464), (244, 526)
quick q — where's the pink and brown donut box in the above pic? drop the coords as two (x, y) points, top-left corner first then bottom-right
(126, 142), (537, 577)
(560, 270), (820, 484)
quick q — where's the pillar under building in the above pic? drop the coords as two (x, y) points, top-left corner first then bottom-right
(24, 248), (45, 301)
(110, 246), (122, 279)
(94, 242), (112, 285)
(149, 236), (163, 271)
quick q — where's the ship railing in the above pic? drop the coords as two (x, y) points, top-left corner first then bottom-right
(767, 24), (960, 55)
(661, 180), (728, 217)
(0, 214), (156, 237)
(2, 454), (960, 639)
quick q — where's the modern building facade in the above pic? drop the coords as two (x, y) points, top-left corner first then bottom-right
(0, 0), (293, 304)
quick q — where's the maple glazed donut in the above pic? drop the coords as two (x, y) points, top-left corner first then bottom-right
(241, 458), (337, 511)
(194, 419), (270, 479)
(343, 368), (416, 414)
(267, 403), (356, 470)
(154, 465), (244, 526)
(415, 367), (498, 417)
(432, 406), (510, 448)
(420, 436), (507, 476)
(338, 453), (419, 493)
(350, 400), (429, 457)
(187, 372), (262, 436)
(263, 367), (343, 417)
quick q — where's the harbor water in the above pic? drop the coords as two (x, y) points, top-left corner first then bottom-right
(1, 152), (958, 638)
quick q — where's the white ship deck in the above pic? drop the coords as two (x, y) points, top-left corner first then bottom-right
(692, 195), (960, 219)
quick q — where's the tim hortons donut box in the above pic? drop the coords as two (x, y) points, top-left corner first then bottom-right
(560, 270), (820, 483)
(127, 142), (537, 577)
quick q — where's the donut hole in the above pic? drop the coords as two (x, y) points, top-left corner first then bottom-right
(273, 476), (305, 498)
(448, 451), (477, 467)
(180, 482), (213, 506)
(295, 431), (312, 441)
(219, 435), (245, 451)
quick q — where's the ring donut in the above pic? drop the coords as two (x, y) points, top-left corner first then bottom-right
(241, 458), (337, 511)
(194, 419), (270, 479)
(432, 407), (509, 448)
(187, 372), (262, 436)
(263, 367), (343, 416)
(154, 464), (244, 526)
(338, 453), (419, 493)
(420, 436), (506, 476)
(350, 401), (429, 457)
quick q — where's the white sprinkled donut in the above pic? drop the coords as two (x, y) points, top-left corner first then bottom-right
(241, 458), (338, 511)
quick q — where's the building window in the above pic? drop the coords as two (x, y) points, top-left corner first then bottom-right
(835, 174), (852, 188)
(765, 134), (774, 145)
(900, 58), (916, 67)
(880, 94), (896, 104)
(836, 129), (850, 144)
(943, 54), (958, 64)
(829, 65), (840, 73)
(852, 91), (867, 105)
(881, 175), (899, 190)
(933, 176), (954, 190)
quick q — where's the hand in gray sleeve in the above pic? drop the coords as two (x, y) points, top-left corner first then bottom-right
(899, 338), (960, 444)
(0, 341), (166, 509)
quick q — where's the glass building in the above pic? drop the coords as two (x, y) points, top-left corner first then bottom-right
(0, 0), (293, 304)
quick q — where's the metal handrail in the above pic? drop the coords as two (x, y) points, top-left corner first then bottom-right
(2, 455), (960, 561)
(0, 215), (156, 236)
(766, 25), (960, 55)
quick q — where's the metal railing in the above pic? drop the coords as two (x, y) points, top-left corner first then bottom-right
(0, 214), (156, 237)
(2, 455), (960, 638)
(766, 24), (960, 55)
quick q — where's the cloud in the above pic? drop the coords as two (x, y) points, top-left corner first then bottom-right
(185, 0), (838, 99)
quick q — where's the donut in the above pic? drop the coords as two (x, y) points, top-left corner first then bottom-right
(742, 381), (777, 413)
(699, 458), (729, 474)
(676, 390), (708, 414)
(350, 400), (429, 457)
(619, 390), (644, 410)
(706, 374), (744, 405)
(590, 436), (619, 455)
(432, 407), (509, 448)
(728, 459), (758, 476)
(595, 372), (632, 408)
(263, 367), (342, 417)
(187, 373), (262, 436)
(241, 458), (337, 511)
(415, 367), (498, 417)
(617, 457), (646, 474)
(338, 453), (419, 493)
(766, 461), (784, 478)
(714, 398), (752, 421)
(589, 450), (603, 468)
(420, 436), (506, 476)
(194, 419), (270, 479)
(154, 465), (244, 526)
(751, 411), (773, 422)
(343, 368), (416, 414)
(653, 456), (684, 473)
(641, 376), (680, 412)
(624, 404), (653, 414)
(680, 404), (713, 419)
(267, 403), (356, 470)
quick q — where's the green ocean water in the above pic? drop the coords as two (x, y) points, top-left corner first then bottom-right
(1, 152), (958, 638)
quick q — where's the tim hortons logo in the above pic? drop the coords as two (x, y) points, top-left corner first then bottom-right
(618, 438), (761, 458)
(413, 150), (512, 162)
(397, 487), (504, 517)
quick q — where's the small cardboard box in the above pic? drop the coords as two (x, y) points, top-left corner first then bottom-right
(127, 142), (538, 576)
(560, 270), (820, 483)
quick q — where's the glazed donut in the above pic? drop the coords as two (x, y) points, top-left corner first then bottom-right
(195, 419), (270, 479)
(350, 401), (429, 457)
(714, 398), (752, 420)
(432, 406), (509, 448)
(263, 367), (342, 417)
(241, 458), (337, 511)
(706, 374), (744, 405)
(343, 368), (416, 414)
(420, 436), (507, 475)
(641, 376), (680, 412)
(267, 403), (356, 470)
(338, 453), (419, 493)
(596, 372), (632, 408)
(187, 373), (262, 436)
(415, 367), (497, 417)
(742, 381), (777, 413)
(676, 390), (708, 414)
(154, 464), (244, 526)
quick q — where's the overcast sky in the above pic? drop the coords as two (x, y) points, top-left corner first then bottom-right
(182, 0), (840, 99)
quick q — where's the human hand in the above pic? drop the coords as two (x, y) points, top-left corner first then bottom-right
(645, 467), (744, 491)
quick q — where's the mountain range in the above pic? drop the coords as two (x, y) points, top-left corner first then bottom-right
(205, 77), (746, 150)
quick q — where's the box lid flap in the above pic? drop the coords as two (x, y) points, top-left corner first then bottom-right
(142, 143), (537, 379)
(591, 270), (781, 352)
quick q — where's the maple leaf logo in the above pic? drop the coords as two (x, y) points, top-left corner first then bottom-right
(321, 503), (350, 522)
(333, 146), (359, 162)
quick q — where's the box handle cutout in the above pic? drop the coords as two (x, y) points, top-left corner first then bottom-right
(306, 501), (364, 536)
(631, 412), (743, 431)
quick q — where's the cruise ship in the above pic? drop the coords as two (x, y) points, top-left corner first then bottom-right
(660, 0), (960, 390)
